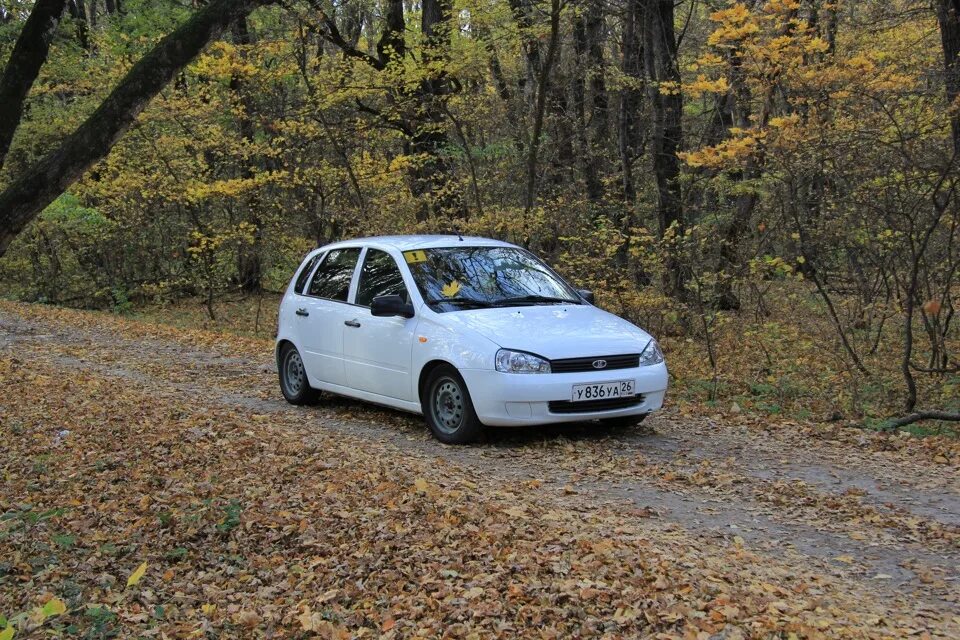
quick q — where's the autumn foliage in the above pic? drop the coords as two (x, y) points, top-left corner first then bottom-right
(0, 5), (957, 414)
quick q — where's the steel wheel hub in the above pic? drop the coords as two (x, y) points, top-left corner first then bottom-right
(285, 351), (305, 395)
(433, 379), (464, 433)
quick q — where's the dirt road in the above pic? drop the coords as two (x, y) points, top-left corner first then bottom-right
(2, 301), (958, 637)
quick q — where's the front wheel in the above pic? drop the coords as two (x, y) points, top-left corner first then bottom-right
(279, 343), (319, 405)
(422, 366), (484, 444)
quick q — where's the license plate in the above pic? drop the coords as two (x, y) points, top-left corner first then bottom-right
(571, 380), (634, 402)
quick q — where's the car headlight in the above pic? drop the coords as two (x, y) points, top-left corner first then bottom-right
(639, 339), (664, 366)
(495, 349), (551, 374)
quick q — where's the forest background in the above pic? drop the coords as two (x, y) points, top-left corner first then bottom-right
(0, 0), (958, 431)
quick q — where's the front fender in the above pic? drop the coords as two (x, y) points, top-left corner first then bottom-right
(411, 310), (499, 386)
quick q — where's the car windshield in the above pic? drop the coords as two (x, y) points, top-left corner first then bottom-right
(403, 246), (581, 312)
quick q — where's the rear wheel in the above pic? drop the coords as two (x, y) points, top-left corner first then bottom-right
(422, 366), (483, 444)
(279, 343), (319, 405)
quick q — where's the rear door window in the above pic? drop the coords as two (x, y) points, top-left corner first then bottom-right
(308, 248), (361, 301)
(293, 252), (323, 295)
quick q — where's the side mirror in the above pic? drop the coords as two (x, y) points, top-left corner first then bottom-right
(577, 289), (595, 304)
(371, 294), (415, 318)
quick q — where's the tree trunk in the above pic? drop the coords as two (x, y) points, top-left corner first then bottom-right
(69, 0), (89, 49)
(508, 0), (542, 113)
(714, 2), (796, 310)
(87, 0), (98, 31)
(230, 16), (263, 293)
(618, 0), (644, 207)
(585, 0), (608, 183)
(523, 0), (561, 213)
(410, 0), (462, 221)
(573, 7), (603, 204)
(937, 0), (960, 156)
(376, 0), (405, 66)
(643, 0), (684, 295)
(0, 0), (69, 171)
(547, 63), (575, 188)
(0, 0), (274, 258)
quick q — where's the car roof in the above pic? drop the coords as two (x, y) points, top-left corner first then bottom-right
(318, 235), (516, 252)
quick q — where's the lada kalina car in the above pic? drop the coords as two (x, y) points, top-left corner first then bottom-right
(276, 235), (668, 443)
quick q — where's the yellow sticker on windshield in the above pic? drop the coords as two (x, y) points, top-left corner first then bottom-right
(441, 280), (461, 297)
(403, 250), (428, 264)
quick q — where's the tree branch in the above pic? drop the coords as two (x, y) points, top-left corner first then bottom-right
(0, 0), (274, 258)
(300, 0), (387, 70)
(882, 411), (960, 430)
(0, 0), (69, 171)
(318, 13), (385, 69)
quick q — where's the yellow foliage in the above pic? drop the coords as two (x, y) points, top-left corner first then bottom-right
(658, 80), (681, 95)
(681, 130), (764, 169)
(686, 74), (730, 97)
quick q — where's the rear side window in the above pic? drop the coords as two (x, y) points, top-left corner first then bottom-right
(293, 252), (323, 294)
(356, 249), (408, 306)
(308, 248), (361, 301)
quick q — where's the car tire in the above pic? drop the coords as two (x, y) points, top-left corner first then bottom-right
(422, 365), (484, 444)
(598, 413), (647, 429)
(279, 343), (319, 405)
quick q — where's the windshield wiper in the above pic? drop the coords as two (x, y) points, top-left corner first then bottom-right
(425, 298), (496, 309)
(493, 295), (580, 306)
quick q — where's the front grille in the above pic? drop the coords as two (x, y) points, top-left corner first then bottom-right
(549, 353), (640, 373)
(548, 394), (645, 414)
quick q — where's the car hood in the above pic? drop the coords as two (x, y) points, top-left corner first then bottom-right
(436, 304), (654, 360)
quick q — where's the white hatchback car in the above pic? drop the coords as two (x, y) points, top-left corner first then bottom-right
(276, 235), (668, 443)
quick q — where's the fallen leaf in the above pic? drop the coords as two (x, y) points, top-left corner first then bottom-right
(464, 586), (485, 599)
(41, 598), (67, 618)
(236, 610), (260, 627)
(126, 561), (148, 588)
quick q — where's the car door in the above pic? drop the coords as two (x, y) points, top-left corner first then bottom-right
(342, 248), (417, 400)
(300, 247), (362, 388)
(283, 249), (324, 342)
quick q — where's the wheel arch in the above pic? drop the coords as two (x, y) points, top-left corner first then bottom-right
(275, 338), (295, 368)
(417, 359), (459, 405)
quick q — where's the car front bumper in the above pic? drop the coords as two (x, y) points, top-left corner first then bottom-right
(459, 363), (668, 427)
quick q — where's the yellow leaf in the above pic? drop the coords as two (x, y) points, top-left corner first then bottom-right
(201, 603), (216, 616)
(441, 280), (461, 297)
(127, 561), (148, 588)
(414, 477), (429, 492)
(41, 598), (67, 618)
(0, 626), (14, 640)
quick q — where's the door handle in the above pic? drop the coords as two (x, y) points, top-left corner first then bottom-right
(295, 308), (309, 317)
(344, 319), (361, 328)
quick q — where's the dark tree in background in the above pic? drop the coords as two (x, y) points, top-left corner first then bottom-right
(0, 0), (274, 257)
(937, 0), (960, 155)
(643, 0), (684, 295)
(0, 0), (68, 170)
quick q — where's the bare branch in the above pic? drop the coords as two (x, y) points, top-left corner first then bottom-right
(882, 411), (960, 430)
